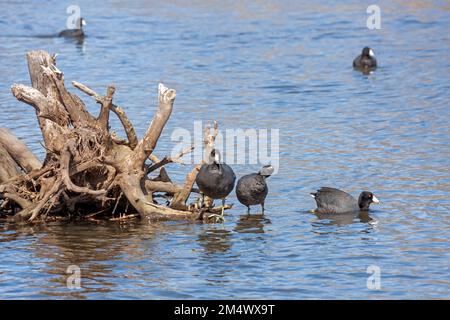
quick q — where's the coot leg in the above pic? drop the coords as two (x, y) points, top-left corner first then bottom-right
(247, 206), (250, 215)
(261, 202), (265, 214)
(221, 198), (226, 216)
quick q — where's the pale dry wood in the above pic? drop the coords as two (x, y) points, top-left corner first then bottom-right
(147, 145), (194, 174)
(41, 64), (94, 125)
(0, 144), (21, 183)
(3, 189), (32, 209)
(109, 214), (139, 221)
(72, 81), (138, 149)
(170, 122), (219, 210)
(144, 180), (183, 194)
(0, 128), (41, 172)
(132, 83), (176, 167)
(60, 140), (106, 196)
(28, 177), (63, 221)
(1, 50), (231, 223)
(97, 86), (115, 131)
(26, 51), (66, 149)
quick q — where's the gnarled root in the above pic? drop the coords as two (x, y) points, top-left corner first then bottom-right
(0, 50), (231, 223)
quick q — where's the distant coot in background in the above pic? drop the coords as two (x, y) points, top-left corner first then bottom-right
(59, 17), (86, 38)
(310, 187), (379, 214)
(195, 149), (236, 221)
(236, 165), (274, 214)
(353, 47), (377, 71)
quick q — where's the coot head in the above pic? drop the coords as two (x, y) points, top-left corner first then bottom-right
(205, 148), (221, 165)
(59, 17), (86, 39)
(362, 47), (375, 58)
(78, 17), (86, 29)
(258, 164), (274, 177)
(358, 191), (379, 210)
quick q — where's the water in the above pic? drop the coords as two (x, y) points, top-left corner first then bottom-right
(0, 0), (449, 299)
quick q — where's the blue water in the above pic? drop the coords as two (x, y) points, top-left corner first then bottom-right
(0, 1), (449, 299)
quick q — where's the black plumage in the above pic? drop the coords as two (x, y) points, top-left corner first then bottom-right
(236, 165), (274, 214)
(195, 149), (236, 218)
(311, 187), (379, 214)
(353, 47), (377, 71)
(59, 17), (86, 38)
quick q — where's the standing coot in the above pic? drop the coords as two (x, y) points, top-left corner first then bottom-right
(353, 47), (377, 71)
(196, 149), (236, 221)
(59, 17), (86, 38)
(236, 165), (274, 214)
(310, 187), (379, 214)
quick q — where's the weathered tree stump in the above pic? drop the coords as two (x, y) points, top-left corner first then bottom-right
(0, 50), (230, 223)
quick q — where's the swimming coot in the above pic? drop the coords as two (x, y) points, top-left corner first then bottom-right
(196, 149), (236, 221)
(310, 187), (379, 214)
(353, 47), (377, 70)
(236, 165), (274, 214)
(59, 17), (86, 38)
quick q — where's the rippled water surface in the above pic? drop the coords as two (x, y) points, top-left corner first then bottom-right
(0, 1), (449, 299)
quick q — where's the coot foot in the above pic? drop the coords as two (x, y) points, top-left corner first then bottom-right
(208, 213), (225, 223)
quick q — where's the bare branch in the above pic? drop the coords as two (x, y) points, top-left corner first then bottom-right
(0, 128), (41, 173)
(60, 140), (106, 196)
(28, 177), (63, 221)
(144, 180), (183, 194)
(97, 85), (115, 130)
(170, 122), (219, 210)
(4, 191), (32, 209)
(147, 145), (194, 174)
(72, 81), (138, 148)
(133, 83), (176, 166)
(0, 144), (21, 183)
(40, 65), (93, 125)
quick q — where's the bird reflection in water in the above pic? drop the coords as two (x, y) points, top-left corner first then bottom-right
(234, 214), (271, 235)
(1, 221), (155, 299)
(33, 32), (86, 48)
(315, 211), (373, 225)
(197, 227), (232, 255)
(312, 211), (377, 234)
(61, 35), (86, 53)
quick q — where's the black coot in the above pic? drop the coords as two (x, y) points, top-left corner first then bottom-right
(59, 17), (86, 38)
(353, 47), (377, 70)
(195, 149), (236, 220)
(236, 165), (274, 214)
(310, 187), (379, 214)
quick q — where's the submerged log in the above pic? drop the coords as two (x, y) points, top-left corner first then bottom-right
(0, 50), (229, 223)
